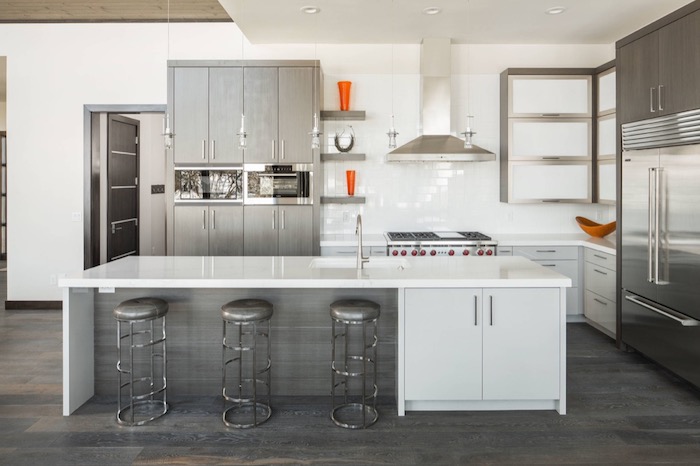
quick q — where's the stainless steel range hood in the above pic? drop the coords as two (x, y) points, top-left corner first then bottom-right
(387, 38), (495, 162)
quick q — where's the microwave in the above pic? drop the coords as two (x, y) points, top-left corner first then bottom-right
(174, 167), (243, 202)
(244, 164), (313, 205)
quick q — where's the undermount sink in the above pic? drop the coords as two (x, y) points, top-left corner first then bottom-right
(309, 257), (411, 270)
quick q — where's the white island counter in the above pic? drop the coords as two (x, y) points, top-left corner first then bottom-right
(60, 256), (571, 416)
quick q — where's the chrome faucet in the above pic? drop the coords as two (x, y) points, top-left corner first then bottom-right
(356, 214), (370, 269)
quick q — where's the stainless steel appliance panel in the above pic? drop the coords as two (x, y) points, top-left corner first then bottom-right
(657, 146), (700, 319)
(621, 149), (659, 302)
(622, 293), (700, 387)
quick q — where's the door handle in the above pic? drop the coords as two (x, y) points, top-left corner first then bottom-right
(202, 209), (206, 230)
(202, 139), (206, 160)
(211, 209), (216, 230)
(281, 209), (286, 230)
(648, 168), (654, 283)
(654, 168), (662, 284)
(272, 210), (276, 230)
(658, 85), (664, 111)
(271, 140), (276, 160)
(625, 295), (700, 327)
(593, 268), (608, 276)
(281, 140), (286, 160)
(474, 295), (478, 326)
(489, 295), (494, 326)
(650, 87), (656, 113)
(211, 140), (216, 160)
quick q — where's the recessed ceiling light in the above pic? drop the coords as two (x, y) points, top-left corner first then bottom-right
(300, 6), (321, 14)
(423, 7), (441, 15)
(545, 6), (567, 15)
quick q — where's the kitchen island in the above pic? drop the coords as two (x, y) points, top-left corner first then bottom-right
(59, 255), (571, 416)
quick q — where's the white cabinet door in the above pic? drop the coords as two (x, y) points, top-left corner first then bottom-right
(598, 160), (616, 203)
(482, 288), (561, 400)
(597, 70), (616, 115)
(510, 162), (591, 202)
(404, 289), (482, 401)
(510, 76), (591, 117)
(510, 119), (591, 160)
(597, 114), (616, 158)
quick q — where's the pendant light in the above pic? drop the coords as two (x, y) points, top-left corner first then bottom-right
(386, 0), (399, 148)
(163, 0), (174, 149)
(308, 19), (322, 149)
(237, 37), (247, 149)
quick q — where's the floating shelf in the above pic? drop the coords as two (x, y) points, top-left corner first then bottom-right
(320, 110), (366, 121)
(321, 196), (366, 204)
(320, 153), (366, 162)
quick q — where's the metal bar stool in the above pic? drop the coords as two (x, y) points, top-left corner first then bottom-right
(221, 298), (273, 428)
(113, 297), (169, 426)
(330, 299), (380, 429)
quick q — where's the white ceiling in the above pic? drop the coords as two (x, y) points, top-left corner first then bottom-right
(219, 0), (695, 44)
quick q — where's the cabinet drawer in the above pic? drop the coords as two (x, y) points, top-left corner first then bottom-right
(535, 260), (579, 283)
(513, 246), (578, 260)
(496, 246), (513, 256)
(584, 249), (616, 271)
(584, 262), (615, 301)
(584, 290), (616, 335)
(321, 246), (385, 257)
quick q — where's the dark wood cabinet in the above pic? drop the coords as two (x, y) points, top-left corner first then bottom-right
(618, 9), (700, 124)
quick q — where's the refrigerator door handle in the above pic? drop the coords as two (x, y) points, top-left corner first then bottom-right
(648, 167), (655, 283)
(625, 295), (700, 327)
(654, 168), (662, 284)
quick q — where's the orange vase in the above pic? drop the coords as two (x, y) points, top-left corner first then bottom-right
(338, 81), (352, 111)
(346, 170), (356, 196)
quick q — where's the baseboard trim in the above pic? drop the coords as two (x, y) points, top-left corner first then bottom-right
(5, 300), (62, 310)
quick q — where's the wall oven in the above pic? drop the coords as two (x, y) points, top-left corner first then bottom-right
(174, 167), (243, 202)
(244, 163), (313, 205)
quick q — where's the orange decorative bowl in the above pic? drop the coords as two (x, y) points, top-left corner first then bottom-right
(575, 217), (617, 238)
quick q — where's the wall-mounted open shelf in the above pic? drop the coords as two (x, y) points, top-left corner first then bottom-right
(320, 153), (366, 162)
(320, 110), (366, 121)
(321, 196), (366, 205)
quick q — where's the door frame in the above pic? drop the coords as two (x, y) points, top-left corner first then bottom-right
(83, 104), (165, 270)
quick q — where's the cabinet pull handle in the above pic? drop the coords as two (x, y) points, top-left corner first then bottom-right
(593, 254), (608, 260)
(593, 298), (608, 306)
(594, 268), (607, 276)
(542, 157), (561, 160)
(202, 139), (206, 159)
(536, 250), (557, 253)
(541, 113), (561, 117)
(271, 140), (276, 160)
(202, 209), (206, 230)
(658, 85), (664, 111)
(211, 140), (216, 159)
(489, 295), (494, 326)
(541, 200), (561, 203)
(474, 295), (478, 326)
(281, 209), (286, 229)
(211, 209), (216, 230)
(541, 264), (556, 267)
(272, 210), (276, 230)
(650, 87), (656, 113)
(281, 140), (286, 160)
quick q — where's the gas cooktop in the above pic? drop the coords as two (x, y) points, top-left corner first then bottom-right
(385, 231), (492, 242)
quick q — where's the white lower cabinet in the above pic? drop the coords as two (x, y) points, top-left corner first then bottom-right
(320, 246), (388, 257)
(403, 287), (561, 407)
(583, 249), (617, 337)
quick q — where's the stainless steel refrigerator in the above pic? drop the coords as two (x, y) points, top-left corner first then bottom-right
(621, 111), (700, 388)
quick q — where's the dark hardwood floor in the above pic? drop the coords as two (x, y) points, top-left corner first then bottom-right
(2, 263), (700, 464)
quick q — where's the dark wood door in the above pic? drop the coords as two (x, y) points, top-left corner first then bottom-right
(659, 9), (700, 116)
(107, 114), (139, 261)
(618, 31), (659, 124)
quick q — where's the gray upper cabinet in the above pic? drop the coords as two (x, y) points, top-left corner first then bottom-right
(244, 67), (314, 163)
(174, 205), (243, 256)
(172, 67), (243, 163)
(243, 205), (312, 256)
(618, 8), (700, 124)
(244, 67), (279, 163)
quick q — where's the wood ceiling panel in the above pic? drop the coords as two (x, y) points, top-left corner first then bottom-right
(0, 0), (231, 22)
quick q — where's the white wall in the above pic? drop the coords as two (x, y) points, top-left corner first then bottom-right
(0, 22), (615, 301)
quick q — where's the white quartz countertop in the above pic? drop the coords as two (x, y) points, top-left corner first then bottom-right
(59, 256), (571, 289)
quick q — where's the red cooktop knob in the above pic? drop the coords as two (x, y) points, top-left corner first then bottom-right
(463, 250), (470, 256)
(486, 249), (493, 256)
(420, 249), (427, 256)
(430, 250), (437, 256)
(401, 250), (407, 256)
(477, 249), (484, 256)
(392, 250), (399, 256)
(449, 250), (455, 256)
(411, 250), (418, 256)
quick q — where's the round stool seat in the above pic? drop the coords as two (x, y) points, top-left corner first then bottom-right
(113, 297), (168, 321)
(330, 299), (380, 322)
(222, 299), (273, 322)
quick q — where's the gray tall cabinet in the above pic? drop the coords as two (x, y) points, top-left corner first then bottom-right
(166, 60), (322, 257)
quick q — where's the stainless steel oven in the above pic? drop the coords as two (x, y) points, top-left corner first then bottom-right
(174, 167), (243, 202)
(244, 163), (313, 205)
